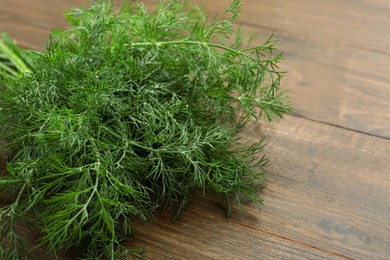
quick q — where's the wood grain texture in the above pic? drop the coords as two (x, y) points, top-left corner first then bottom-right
(143, 0), (390, 138)
(1, 0), (390, 259)
(192, 116), (390, 259)
(126, 116), (390, 260)
(0, 0), (86, 49)
(186, 0), (390, 54)
(130, 206), (341, 260)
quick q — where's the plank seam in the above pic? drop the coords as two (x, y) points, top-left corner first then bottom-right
(190, 205), (353, 260)
(291, 113), (390, 141)
(237, 20), (390, 57)
(229, 219), (353, 260)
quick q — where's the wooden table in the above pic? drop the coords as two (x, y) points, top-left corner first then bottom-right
(1, 0), (389, 259)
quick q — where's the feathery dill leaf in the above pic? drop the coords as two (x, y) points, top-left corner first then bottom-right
(0, 0), (291, 258)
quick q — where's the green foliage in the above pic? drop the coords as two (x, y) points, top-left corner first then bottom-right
(0, 0), (291, 259)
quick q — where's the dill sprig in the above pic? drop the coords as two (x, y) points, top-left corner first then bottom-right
(0, 0), (291, 259)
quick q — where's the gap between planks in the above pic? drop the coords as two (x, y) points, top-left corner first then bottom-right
(189, 204), (353, 260)
(291, 114), (390, 141)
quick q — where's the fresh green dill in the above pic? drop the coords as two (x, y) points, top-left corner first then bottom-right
(0, 0), (291, 259)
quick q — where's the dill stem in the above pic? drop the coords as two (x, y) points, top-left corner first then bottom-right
(129, 40), (243, 55)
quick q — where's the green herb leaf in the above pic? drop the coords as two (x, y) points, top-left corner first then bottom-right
(0, 0), (291, 258)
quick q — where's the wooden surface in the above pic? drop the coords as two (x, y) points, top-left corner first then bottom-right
(1, 0), (390, 259)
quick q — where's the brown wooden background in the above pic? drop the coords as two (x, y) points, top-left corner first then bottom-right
(0, 0), (389, 259)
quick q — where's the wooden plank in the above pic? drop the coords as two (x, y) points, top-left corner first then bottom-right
(0, 0), (86, 50)
(144, 0), (390, 138)
(279, 32), (390, 138)
(186, 0), (390, 54)
(190, 116), (390, 260)
(242, 27), (390, 139)
(129, 206), (342, 260)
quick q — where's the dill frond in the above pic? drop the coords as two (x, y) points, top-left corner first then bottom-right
(0, 1), (291, 258)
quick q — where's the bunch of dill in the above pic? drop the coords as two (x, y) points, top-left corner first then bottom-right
(0, 0), (291, 259)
